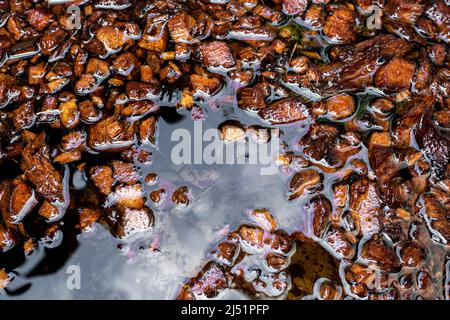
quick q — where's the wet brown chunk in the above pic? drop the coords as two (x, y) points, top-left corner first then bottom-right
(324, 227), (355, 259)
(90, 165), (114, 195)
(434, 110), (450, 128)
(79, 101), (101, 123)
(190, 74), (222, 96)
(78, 208), (101, 231)
(139, 18), (168, 53)
(111, 184), (145, 209)
(212, 242), (239, 266)
(144, 173), (158, 185)
(425, 1), (450, 43)
(113, 52), (139, 76)
(422, 195), (450, 244)
(238, 83), (270, 112)
(126, 82), (161, 101)
(39, 201), (59, 220)
(323, 4), (357, 44)
(414, 114), (450, 178)
(271, 231), (295, 255)
(399, 243), (425, 267)
(343, 263), (375, 298)
(168, 12), (197, 43)
(371, 98), (395, 114)
(180, 262), (228, 299)
(121, 101), (157, 119)
(300, 124), (360, 169)
(38, 26), (66, 56)
(303, 4), (325, 29)
(21, 133), (64, 204)
(249, 208), (278, 232)
(87, 116), (135, 152)
(26, 8), (53, 31)
(307, 196), (332, 238)
(288, 169), (323, 201)
(0, 269), (9, 288)
(86, 58), (110, 78)
(115, 206), (155, 239)
(121, 147), (151, 166)
(323, 94), (356, 120)
(59, 98), (79, 129)
(361, 236), (400, 272)
(96, 26), (126, 51)
(54, 150), (81, 164)
(318, 281), (342, 300)
(320, 34), (412, 93)
(412, 51), (432, 92)
(238, 225), (265, 250)
(10, 101), (35, 130)
(428, 44), (447, 66)
(0, 179), (36, 224)
(289, 56), (309, 74)
(139, 116), (157, 145)
(349, 179), (382, 238)
(259, 98), (310, 124)
(61, 131), (86, 152)
(385, 0), (425, 25)
(219, 120), (246, 142)
(198, 41), (235, 69)
(0, 223), (17, 253)
(172, 186), (189, 207)
(28, 63), (45, 85)
(254, 5), (285, 24)
(2, 0), (450, 300)
(75, 75), (97, 95)
(266, 253), (289, 271)
(282, 0), (308, 16)
(288, 239), (339, 299)
(112, 161), (138, 185)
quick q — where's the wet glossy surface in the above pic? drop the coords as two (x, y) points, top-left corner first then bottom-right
(2, 112), (303, 299)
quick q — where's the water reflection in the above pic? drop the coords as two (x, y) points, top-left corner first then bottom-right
(1, 107), (302, 299)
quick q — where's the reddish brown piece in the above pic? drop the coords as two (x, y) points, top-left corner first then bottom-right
(198, 41), (235, 69)
(375, 58), (416, 91)
(258, 98), (310, 124)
